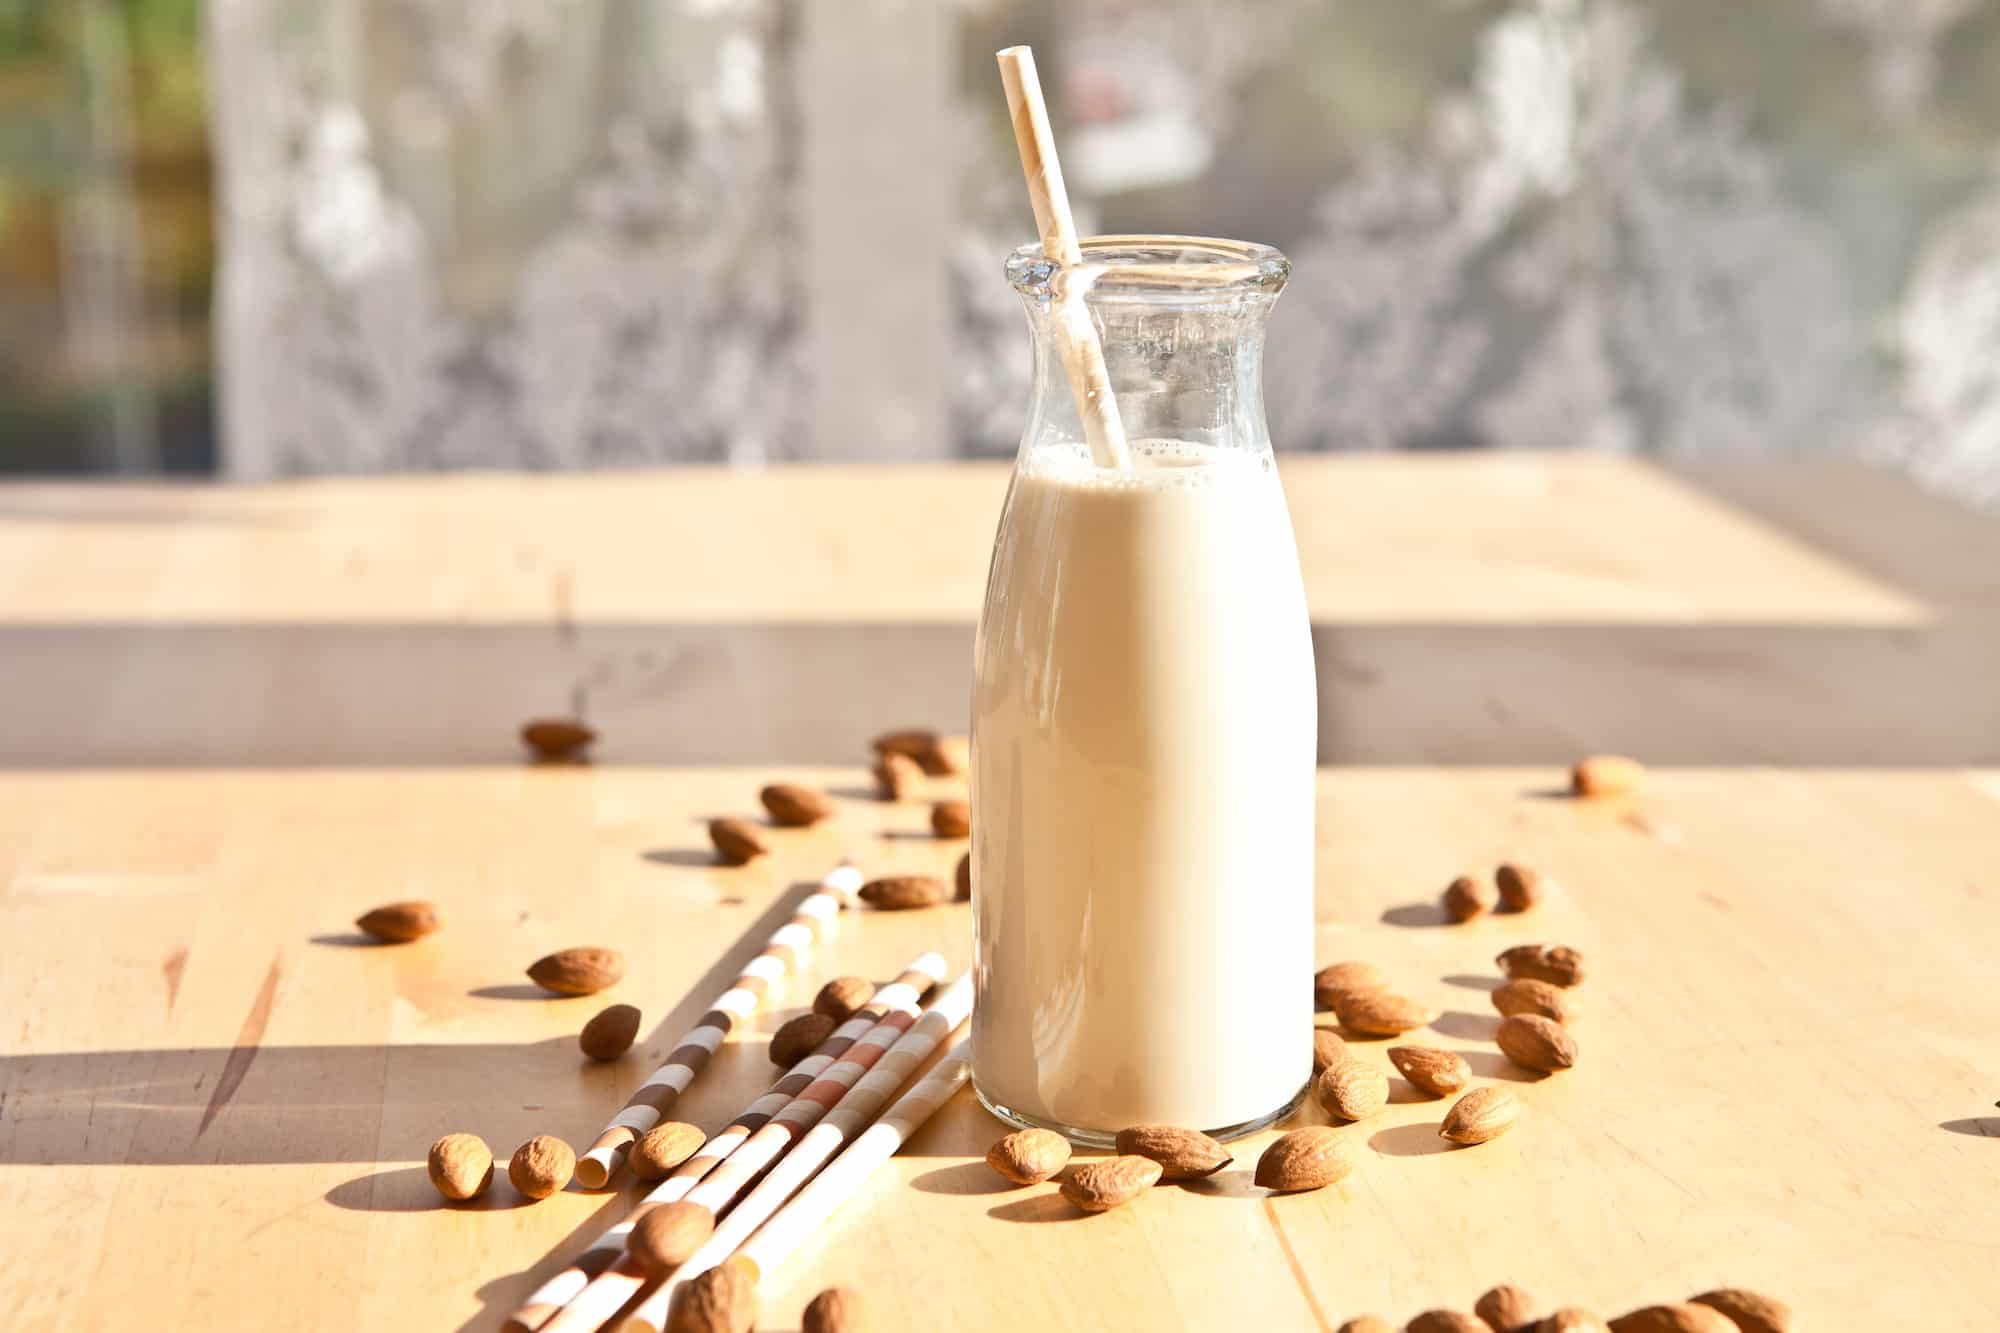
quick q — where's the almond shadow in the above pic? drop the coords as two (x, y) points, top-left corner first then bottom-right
(1366, 1122), (1457, 1158)
(908, 1161), (1020, 1196)
(986, 1192), (1085, 1224)
(1380, 901), (1452, 929)
(1430, 1011), (1500, 1041)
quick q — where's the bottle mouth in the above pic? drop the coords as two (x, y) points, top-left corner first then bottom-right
(1006, 234), (1290, 301)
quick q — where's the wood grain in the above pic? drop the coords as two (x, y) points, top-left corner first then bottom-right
(1, 455), (1996, 1331)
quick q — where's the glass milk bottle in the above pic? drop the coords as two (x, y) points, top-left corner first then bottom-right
(970, 236), (1316, 1144)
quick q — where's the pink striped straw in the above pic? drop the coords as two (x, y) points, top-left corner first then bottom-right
(540, 972), (971, 1333)
(571, 863), (860, 1190)
(502, 953), (945, 1333)
(628, 976), (974, 1332)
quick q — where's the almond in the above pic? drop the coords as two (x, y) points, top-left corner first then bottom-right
(1572, 753), (1644, 797)
(1688, 1289), (1792, 1333)
(1059, 1155), (1161, 1211)
(1388, 1045), (1472, 1097)
(1495, 944), (1587, 988)
(526, 946), (626, 996)
(1408, 1313), (1492, 1333)
(629, 1122), (705, 1181)
(1333, 990), (1436, 1037)
(426, 1132), (493, 1201)
(930, 800), (971, 838)
(1113, 1125), (1232, 1179)
(709, 817), (769, 865)
(769, 1011), (837, 1066)
(872, 752), (922, 801)
(1441, 1086), (1520, 1145)
(1541, 1311), (1612, 1332)
(666, 1256), (757, 1333)
(813, 975), (876, 1022)
(871, 728), (939, 763)
(955, 852), (972, 901)
(1492, 978), (1578, 1025)
(858, 874), (946, 910)
(1316, 1062), (1389, 1122)
(803, 1286), (870, 1333)
(1607, 1305), (1736, 1333)
(1444, 873), (1497, 922)
(579, 1003), (642, 1060)
(985, 1128), (1070, 1185)
(1254, 1126), (1359, 1192)
(759, 783), (834, 827)
(627, 1200), (715, 1274)
(1496, 1014), (1577, 1073)
(1478, 1284), (1541, 1333)
(1496, 862), (1546, 911)
(1313, 960), (1388, 1010)
(521, 717), (595, 760)
(355, 900), (440, 943)
(508, 1134), (574, 1199)
(1312, 1027), (1350, 1073)
(1337, 1319), (1394, 1333)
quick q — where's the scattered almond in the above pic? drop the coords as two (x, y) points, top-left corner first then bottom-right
(871, 728), (939, 762)
(1688, 1289), (1792, 1333)
(666, 1256), (758, 1333)
(1113, 1125), (1232, 1179)
(1540, 1311), (1612, 1332)
(1408, 1313), (1492, 1333)
(1316, 1062), (1389, 1122)
(1314, 960), (1388, 1010)
(930, 734), (970, 775)
(627, 1200), (716, 1274)
(1060, 1155), (1161, 1211)
(1444, 873), (1497, 922)
(1337, 1319), (1394, 1333)
(629, 1122), (705, 1181)
(1388, 1046), (1472, 1097)
(1492, 978), (1578, 1025)
(1572, 754), (1644, 797)
(803, 1286), (870, 1333)
(769, 1011), (837, 1067)
(955, 852), (972, 901)
(1254, 1126), (1359, 1192)
(521, 717), (595, 761)
(931, 800), (971, 838)
(1496, 1014), (1578, 1073)
(986, 1128), (1071, 1185)
(579, 1003), (642, 1060)
(858, 874), (946, 910)
(1495, 944), (1587, 988)
(1333, 990), (1436, 1037)
(1607, 1305), (1736, 1333)
(426, 1132), (493, 1201)
(813, 975), (876, 1022)
(1441, 1087), (1520, 1145)
(1496, 862), (1546, 911)
(759, 783), (834, 827)
(526, 946), (626, 996)
(872, 752), (922, 801)
(1313, 1027), (1350, 1073)
(1478, 1284), (1541, 1333)
(709, 818), (770, 865)
(508, 1135), (575, 1199)
(355, 900), (440, 943)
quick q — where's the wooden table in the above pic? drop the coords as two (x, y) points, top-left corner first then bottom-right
(2, 455), (1996, 1331)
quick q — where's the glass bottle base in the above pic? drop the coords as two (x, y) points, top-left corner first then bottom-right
(973, 1078), (1308, 1149)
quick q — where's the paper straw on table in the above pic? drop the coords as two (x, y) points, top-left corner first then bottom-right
(555, 973), (973, 1333)
(627, 987), (974, 1332)
(504, 954), (945, 1333)
(572, 863), (860, 1190)
(995, 44), (1131, 471)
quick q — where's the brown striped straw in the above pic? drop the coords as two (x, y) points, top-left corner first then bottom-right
(501, 953), (945, 1333)
(627, 976), (974, 1332)
(542, 972), (971, 1333)
(571, 863), (860, 1190)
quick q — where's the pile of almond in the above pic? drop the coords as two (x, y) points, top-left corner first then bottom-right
(425, 1131), (581, 1205)
(1332, 1282), (1790, 1332)
(1441, 861), (1550, 923)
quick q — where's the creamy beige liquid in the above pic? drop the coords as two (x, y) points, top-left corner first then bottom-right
(970, 439), (1317, 1137)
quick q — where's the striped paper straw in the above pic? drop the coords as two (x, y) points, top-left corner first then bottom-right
(638, 978), (974, 1325)
(551, 973), (972, 1333)
(502, 954), (945, 1333)
(572, 863), (860, 1190)
(623, 1037), (975, 1333)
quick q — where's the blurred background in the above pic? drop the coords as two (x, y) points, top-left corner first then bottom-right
(3, 0), (1998, 506)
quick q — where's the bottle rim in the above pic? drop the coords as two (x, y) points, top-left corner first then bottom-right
(1005, 234), (1290, 299)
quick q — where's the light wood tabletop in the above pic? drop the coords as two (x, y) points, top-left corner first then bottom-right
(1, 454), (1996, 1332)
